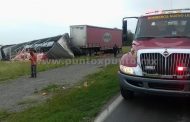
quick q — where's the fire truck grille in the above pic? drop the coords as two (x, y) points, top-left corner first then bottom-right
(140, 53), (190, 76)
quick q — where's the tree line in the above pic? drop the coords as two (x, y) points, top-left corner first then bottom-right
(123, 30), (134, 46)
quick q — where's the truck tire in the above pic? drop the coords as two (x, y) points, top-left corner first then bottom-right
(120, 85), (134, 99)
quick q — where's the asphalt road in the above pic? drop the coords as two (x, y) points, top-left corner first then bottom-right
(104, 94), (190, 122)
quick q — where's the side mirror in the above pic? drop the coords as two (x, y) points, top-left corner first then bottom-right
(122, 17), (138, 42)
(122, 20), (128, 42)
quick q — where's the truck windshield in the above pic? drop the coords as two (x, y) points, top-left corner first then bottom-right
(135, 13), (190, 39)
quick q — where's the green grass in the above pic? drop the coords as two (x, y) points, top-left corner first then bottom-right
(0, 110), (9, 120)
(122, 46), (131, 54)
(0, 61), (29, 81)
(41, 84), (60, 93)
(1, 65), (120, 122)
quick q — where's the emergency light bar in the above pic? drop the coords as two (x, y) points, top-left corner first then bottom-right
(145, 10), (161, 15)
(145, 8), (190, 15)
(162, 8), (190, 14)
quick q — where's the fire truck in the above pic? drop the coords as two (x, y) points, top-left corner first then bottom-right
(119, 8), (190, 99)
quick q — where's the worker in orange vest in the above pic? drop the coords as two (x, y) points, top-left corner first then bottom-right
(29, 50), (37, 78)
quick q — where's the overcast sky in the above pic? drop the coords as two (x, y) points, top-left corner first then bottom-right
(0, 0), (189, 45)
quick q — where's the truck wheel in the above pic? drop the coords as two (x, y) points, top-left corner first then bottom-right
(120, 86), (134, 99)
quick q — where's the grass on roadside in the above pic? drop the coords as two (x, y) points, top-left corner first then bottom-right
(1, 65), (120, 122)
(122, 46), (131, 54)
(41, 84), (60, 93)
(0, 110), (9, 120)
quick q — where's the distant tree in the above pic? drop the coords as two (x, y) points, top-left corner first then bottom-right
(123, 30), (134, 46)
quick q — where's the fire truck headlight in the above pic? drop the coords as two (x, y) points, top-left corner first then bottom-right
(120, 65), (134, 75)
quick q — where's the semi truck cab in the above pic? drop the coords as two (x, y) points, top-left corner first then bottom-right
(119, 8), (190, 99)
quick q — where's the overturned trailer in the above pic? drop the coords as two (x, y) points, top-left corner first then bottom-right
(24, 34), (74, 59)
(1, 34), (74, 61)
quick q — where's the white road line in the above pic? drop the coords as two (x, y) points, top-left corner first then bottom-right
(94, 95), (123, 122)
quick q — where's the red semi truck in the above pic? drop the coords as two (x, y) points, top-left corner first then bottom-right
(119, 8), (190, 99)
(70, 25), (122, 55)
